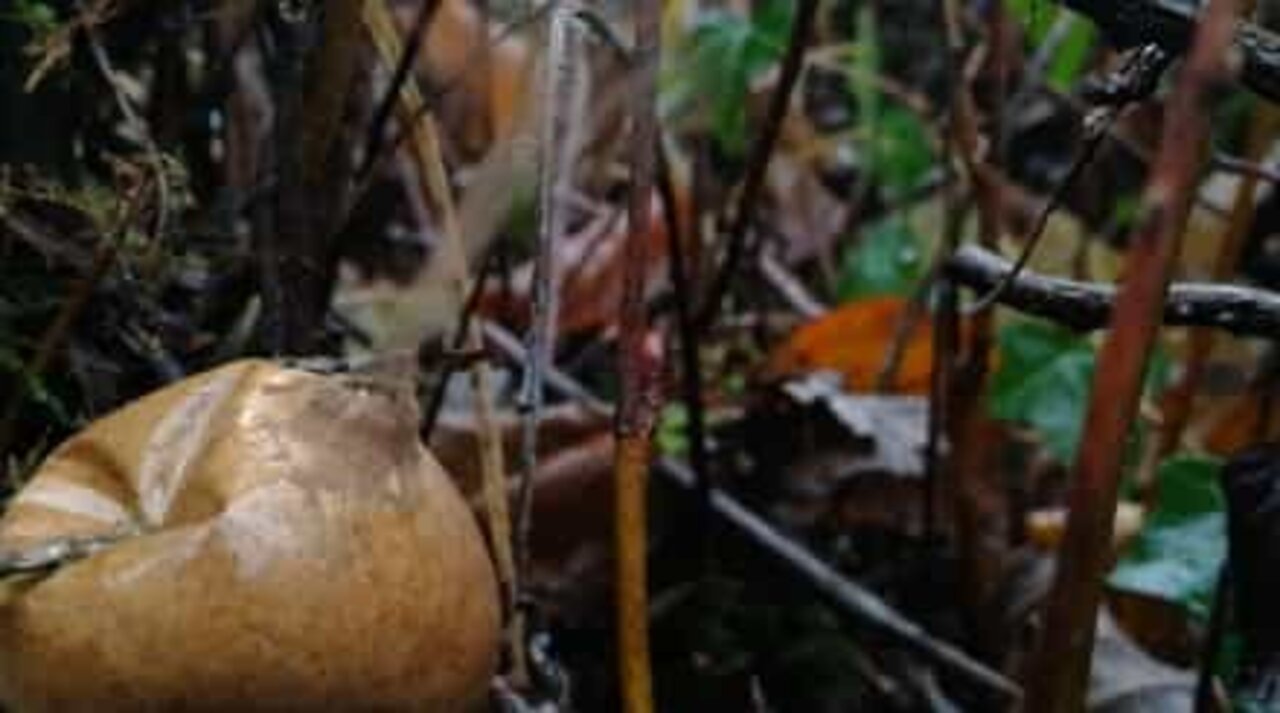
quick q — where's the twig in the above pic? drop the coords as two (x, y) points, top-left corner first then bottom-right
(657, 140), (715, 566)
(614, 1), (662, 709)
(757, 253), (826, 319)
(357, 0), (443, 181)
(0, 180), (146, 455)
(946, 245), (1280, 336)
(0, 239), (117, 457)
(516, 1), (584, 592)
(261, 2), (325, 354)
(1212, 151), (1280, 184)
(968, 44), (1171, 314)
(1025, 1), (1239, 709)
(77, 4), (170, 264)
(926, 0), (967, 544)
(479, 321), (1022, 703)
(696, 0), (820, 331)
(419, 245), (503, 441)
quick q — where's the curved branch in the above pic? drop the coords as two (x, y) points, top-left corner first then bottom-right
(947, 245), (1280, 336)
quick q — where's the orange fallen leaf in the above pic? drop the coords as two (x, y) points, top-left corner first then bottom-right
(765, 297), (937, 394)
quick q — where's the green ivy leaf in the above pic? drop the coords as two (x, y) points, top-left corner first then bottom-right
(1108, 455), (1226, 621)
(657, 403), (690, 457)
(1005, 1), (1096, 91)
(1046, 18), (1097, 91)
(869, 108), (934, 197)
(990, 320), (1096, 463)
(836, 218), (924, 301)
(989, 320), (1167, 465)
(662, 1), (791, 155)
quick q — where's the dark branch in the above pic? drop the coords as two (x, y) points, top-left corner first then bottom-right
(947, 245), (1280, 336)
(1062, 0), (1280, 103)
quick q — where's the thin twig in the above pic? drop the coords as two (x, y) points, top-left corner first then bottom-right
(515, 0), (585, 606)
(358, 0), (443, 181)
(1212, 151), (1280, 184)
(419, 245), (503, 441)
(77, 5), (170, 264)
(657, 140), (714, 566)
(1195, 565), (1232, 713)
(968, 42), (1173, 314)
(696, 0), (820, 331)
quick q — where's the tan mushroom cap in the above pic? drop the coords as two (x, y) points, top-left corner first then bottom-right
(0, 360), (500, 712)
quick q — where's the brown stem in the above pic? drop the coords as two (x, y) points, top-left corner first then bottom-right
(614, 2), (662, 709)
(1025, 1), (1238, 709)
(657, 140), (714, 565)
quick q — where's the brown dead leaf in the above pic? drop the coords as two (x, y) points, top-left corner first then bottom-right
(479, 192), (676, 337)
(393, 0), (535, 156)
(0, 360), (499, 711)
(1199, 392), (1280, 456)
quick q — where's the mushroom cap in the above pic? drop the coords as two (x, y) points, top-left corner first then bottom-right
(0, 360), (500, 712)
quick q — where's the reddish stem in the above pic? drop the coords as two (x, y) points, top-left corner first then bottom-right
(1025, 2), (1238, 710)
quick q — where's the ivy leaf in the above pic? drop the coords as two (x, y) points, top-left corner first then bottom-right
(1109, 455), (1226, 620)
(1046, 18), (1097, 91)
(868, 107), (934, 197)
(1005, 1), (1096, 91)
(990, 320), (1096, 463)
(657, 403), (690, 457)
(989, 320), (1167, 465)
(663, 1), (790, 154)
(836, 218), (924, 301)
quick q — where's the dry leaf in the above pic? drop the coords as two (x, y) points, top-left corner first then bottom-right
(0, 360), (499, 711)
(781, 371), (928, 475)
(393, 0), (535, 156)
(765, 296), (937, 394)
(479, 192), (674, 337)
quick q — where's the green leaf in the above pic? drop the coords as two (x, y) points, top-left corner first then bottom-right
(657, 403), (690, 457)
(990, 320), (1096, 463)
(662, 1), (791, 154)
(868, 107), (934, 197)
(836, 218), (924, 300)
(1006, 0), (1055, 41)
(1046, 18), (1097, 91)
(1, 0), (56, 34)
(989, 320), (1168, 465)
(1005, 1), (1096, 90)
(1109, 455), (1226, 620)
